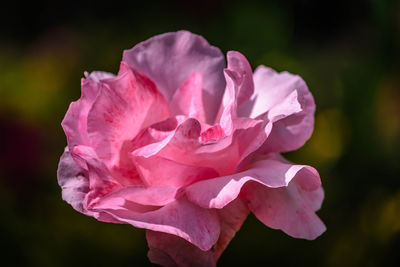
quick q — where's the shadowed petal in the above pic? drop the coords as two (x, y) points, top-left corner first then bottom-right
(145, 198), (249, 266)
(147, 231), (215, 267)
(241, 181), (325, 240)
(96, 197), (220, 251)
(213, 198), (249, 260)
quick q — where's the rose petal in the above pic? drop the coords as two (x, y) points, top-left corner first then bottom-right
(97, 197), (220, 251)
(146, 231), (215, 267)
(217, 51), (256, 137)
(170, 72), (206, 123)
(226, 51), (254, 105)
(145, 199), (249, 266)
(185, 154), (322, 210)
(133, 156), (219, 188)
(57, 147), (120, 223)
(57, 147), (90, 213)
(62, 79), (100, 153)
(84, 71), (115, 82)
(71, 145), (122, 207)
(62, 71), (118, 170)
(213, 198), (249, 260)
(86, 62), (170, 185)
(134, 117), (267, 176)
(123, 30), (226, 124)
(130, 116), (187, 159)
(250, 66), (315, 152)
(92, 186), (180, 209)
(241, 181), (325, 240)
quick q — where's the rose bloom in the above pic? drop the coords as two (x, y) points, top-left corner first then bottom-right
(58, 31), (325, 267)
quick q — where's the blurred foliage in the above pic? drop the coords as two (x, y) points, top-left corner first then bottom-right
(0, 0), (399, 266)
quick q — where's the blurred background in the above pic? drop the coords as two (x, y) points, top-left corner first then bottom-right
(1, 0), (399, 266)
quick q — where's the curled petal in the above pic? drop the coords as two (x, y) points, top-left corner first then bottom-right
(95, 197), (220, 251)
(185, 155), (322, 210)
(123, 30), (226, 123)
(250, 66), (315, 152)
(57, 147), (120, 223)
(217, 52), (254, 134)
(62, 72), (115, 152)
(226, 51), (254, 105)
(186, 154), (324, 240)
(62, 79), (100, 154)
(241, 181), (325, 240)
(84, 71), (115, 82)
(57, 147), (90, 213)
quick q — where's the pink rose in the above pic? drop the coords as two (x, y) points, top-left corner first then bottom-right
(58, 31), (325, 266)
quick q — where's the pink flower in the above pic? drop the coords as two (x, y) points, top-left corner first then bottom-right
(58, 31), (325, 266)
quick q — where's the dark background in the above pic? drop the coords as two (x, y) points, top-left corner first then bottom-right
(1, 0), (400, 266)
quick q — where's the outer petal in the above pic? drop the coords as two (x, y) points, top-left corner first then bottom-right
(84, 71), (115, 82)
(57, 147), (90, 213)
(250, 66), (315, 152)
(57, 147), (120, 223)
(185, 154), (322, 210)
(146, 231), (215, 267)
(122, 30), (226, 123)
(62, 71), (117, 170)
(212, 198), (249, 260)
(86, 63), (170, 185)
(241, 181), (325, 240)
(95, 197), (220, 251)
(145, 199), (249, 267)
(62, 78), (100, 153)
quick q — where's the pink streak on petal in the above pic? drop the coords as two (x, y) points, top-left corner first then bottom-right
(86, 63), (170, 185)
